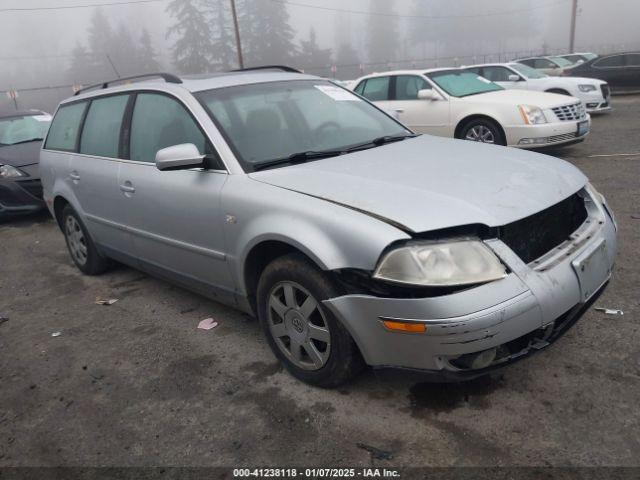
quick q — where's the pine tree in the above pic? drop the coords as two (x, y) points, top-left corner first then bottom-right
(297, 27), (332, 74)
(87, 8), (114, 77)
(166, 0), (215, 74)
(366, 0), (398, 65)
(138, 28), (162, 72)
(206, 0), (237, 70)
(110, 23), (140, 76)
(68, 42), (90, 83)
(238, 0), (297, 66)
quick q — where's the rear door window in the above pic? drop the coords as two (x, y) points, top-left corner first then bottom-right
(44, 102), (88, 151)
(594, 55), (625, 68)
(129, 93), (208, 163)
(624, 54), (640, 66)
(79, 94), (129, 158)
(360, 76), (391, 101)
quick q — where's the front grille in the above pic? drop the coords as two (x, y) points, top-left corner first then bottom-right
(552, 102), (586, 121)
(548, 132), (578, 143)
(0, 186), (21, 207)
(17, 179), (43, 199)
(499, 193), (588, 264)
(601, 84), (610, 98)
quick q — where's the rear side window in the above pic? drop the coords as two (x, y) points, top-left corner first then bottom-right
(594, 55), (625, 68)
(625, 54), (640, 66)
(361, 76), (390, 101)
(44, 102), (87, 151)
(80, 94), (129, 158)
(129, 93), (207, 163)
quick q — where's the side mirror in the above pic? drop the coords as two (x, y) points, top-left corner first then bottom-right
(508, 74), (521, 82)
(155, 143), (205, 171)
(417, 89), (437, 100)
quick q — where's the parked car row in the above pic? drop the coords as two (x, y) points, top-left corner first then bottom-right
(19, 67), (616, 387)
(515, 51), (640, 92)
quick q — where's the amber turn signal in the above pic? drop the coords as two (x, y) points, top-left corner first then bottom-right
(382, 320), (426, 333)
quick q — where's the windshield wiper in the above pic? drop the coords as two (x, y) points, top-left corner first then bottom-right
(344, 133), (418, 152)
(9, 137), (44, 145)
(253, 149), (344, 171)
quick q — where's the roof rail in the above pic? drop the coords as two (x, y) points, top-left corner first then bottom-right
(232, 65), (303, 74)
(74, 72), (182, 96)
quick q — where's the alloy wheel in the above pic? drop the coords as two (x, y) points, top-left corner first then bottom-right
(267, 281), (331, 371)
(65, 215), (88, 266)
(465, 125), (495, 143)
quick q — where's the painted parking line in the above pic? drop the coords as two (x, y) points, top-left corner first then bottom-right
(587, 153), (640, 158)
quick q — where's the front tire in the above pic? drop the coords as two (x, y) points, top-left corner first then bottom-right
(459, 118), (506, 146)
(256, 253), (364, 387)
(62, 205), (109, 275)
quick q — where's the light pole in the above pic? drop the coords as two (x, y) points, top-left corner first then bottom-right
(229, 0), (244, 69)
(569, 0), (578, 53)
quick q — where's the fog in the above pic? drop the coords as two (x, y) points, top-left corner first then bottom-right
(1, 0), (639, 112)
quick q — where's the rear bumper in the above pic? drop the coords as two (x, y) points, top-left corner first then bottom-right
(323, 192), (617, 377)
(0, 178), (45, 217)
(506, 117), (591, 149)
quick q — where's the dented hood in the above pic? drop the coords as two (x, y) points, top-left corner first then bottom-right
(250, 135), (586, 233)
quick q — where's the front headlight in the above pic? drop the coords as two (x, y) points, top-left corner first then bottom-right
(0, 164), (26, 178)
(518, 105), (547, 125)
(373, 239), (507, 287)
(578, 84), (597, 92)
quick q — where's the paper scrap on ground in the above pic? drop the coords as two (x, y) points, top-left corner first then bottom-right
(198, 318), (219, 330)
(95, 298), (118, 306)
(595, 307), (624, 316)
(51, 331), (62, 337)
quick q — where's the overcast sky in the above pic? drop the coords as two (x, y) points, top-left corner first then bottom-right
(0, 0), (639, 87)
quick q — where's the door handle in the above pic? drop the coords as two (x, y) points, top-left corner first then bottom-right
(395, 109), (404, 113)
(120, 184), (135, 194)
(69, 171), (80, 181)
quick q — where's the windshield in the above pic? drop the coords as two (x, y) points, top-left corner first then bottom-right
(426, 70), (503, 97)
(511, 63), (548, 79)
(0, 114), (51, 146)
(549, 56), (574, 67)
(196, 80), (409, 171)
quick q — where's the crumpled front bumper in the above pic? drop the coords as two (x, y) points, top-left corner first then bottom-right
(323, 191), (617, 376)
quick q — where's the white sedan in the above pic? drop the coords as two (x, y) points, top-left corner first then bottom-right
(352, 68), (591, 149)
(465, 62), (611, 113)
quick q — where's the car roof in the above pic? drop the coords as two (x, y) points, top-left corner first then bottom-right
(0, 109), (48, 119)
(64, 69), (321, 104)
(462, 62), (520, 68)
(356, 67), (461, 80)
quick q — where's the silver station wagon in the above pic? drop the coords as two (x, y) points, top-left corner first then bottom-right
(40, 67), (617, 387)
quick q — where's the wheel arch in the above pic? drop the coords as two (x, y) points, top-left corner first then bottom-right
(454, 114), (506, 143)
(545, 88), (571, 96)
(53, 195), (71, 230)
(242, 238), (332, 316)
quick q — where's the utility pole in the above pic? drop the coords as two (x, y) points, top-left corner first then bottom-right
(569, 0), (578, 53)
(229, 0), (244, 69)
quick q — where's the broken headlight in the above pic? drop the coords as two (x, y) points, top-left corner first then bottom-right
(373, 239), (507, 287)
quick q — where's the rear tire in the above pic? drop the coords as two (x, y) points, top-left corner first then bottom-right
(256, 253), (364, 388)
(459, 118), (506, 146)
(62, 205), (109, 275)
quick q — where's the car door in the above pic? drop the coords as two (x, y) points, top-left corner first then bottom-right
(69, 93), (134, 256)
(592, 54), (626, 88)
(623, 54), (640, 90)
(118, 91), (234, 301)
(385, 74), (450, 136)
(482, 66), (527, 90)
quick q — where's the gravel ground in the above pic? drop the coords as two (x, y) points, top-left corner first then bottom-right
(1, 96), (639, 469)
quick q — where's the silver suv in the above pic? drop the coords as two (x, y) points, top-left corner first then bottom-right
(40, 68), (617, 387)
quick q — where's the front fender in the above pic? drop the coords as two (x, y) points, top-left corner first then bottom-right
(221, 176), (410, 295)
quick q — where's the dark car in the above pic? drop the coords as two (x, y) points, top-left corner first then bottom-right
(565, 52), (640, 93)
(0, 110), (51, 219)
